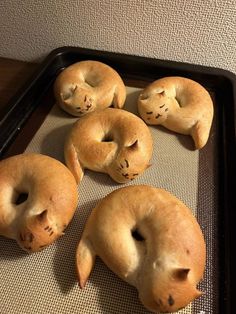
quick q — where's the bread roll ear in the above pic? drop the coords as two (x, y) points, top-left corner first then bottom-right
(127, 139), (138, 149)
(155, 88), (165, 96)
(37, 209), (48, 222)
(139, 88), (165, 101)
(76, 238), (96, 288)
(172, 268), (190, 281)
(64, 142), (84, 184)
(26, 210), (49, 230)
(139, 93), (149, 101)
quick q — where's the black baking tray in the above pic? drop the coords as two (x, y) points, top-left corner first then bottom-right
(0, 46), (235, 313)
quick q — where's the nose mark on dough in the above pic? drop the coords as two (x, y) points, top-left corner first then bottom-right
(122, 173), (129, 178)
(19, 233), (24, 241)
(28, 233), (34, 243)
(168, 294), (175, 306)
(156, 114), (162, 119)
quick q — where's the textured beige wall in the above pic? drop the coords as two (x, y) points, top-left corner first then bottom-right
(0, 0), (235, 74)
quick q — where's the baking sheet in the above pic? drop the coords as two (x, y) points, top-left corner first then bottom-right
(0, 85), (218, 313)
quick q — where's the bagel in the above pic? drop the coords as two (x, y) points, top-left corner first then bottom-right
(138, 77), (214, 149)
(0, 153), (78, 252)
(64, 108), (153, 183)
(76, 185), (206, 313)
(54, 60), (126, 116)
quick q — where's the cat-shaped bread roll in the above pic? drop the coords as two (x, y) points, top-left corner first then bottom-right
(54, 60), (126, 116)
(138, 77), (214, 149)
(64, 108), (153, 183)
(0, 153), (78, 252)
(76, 185), (206, 313)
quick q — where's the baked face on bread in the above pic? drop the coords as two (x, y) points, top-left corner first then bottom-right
(54, 60), (126, 116)
(0, 153), (78, 252)
(138, 76), (214, 149)
(64, 108), (153, 183)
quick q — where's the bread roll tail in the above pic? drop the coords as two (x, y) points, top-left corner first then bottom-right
(76, 238), (96, 288)
(191, 120), (210, 149)
(64, 142), (84, 183)
(113, 86), (126, 109)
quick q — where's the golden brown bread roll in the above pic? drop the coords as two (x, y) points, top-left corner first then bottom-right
(0, 153), (78, 252)
(54, 60), (126, 116)
(64, 108), (153, 183)
(76, 185), (206, 313)
(138, 76), (214, 149)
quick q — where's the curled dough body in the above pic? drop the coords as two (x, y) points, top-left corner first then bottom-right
(76, 185), (206, 313)
(54, 60), (126, 117)
(64, 108), (153, 183)
(0, 153), (78, 252)
(138, 77), (214, 149)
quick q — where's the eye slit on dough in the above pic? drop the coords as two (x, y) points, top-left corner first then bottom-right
(146, 111), (153, 114)
(131, 227), (145, 242)
(14, 192), (29, 205)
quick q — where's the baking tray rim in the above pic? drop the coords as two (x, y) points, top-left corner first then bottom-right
(0, 46), (235, 313)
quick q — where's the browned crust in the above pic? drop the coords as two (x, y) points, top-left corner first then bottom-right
(54, 60), (126, 116)
(0, 153), (78, 252)
(138, 76), (214, 149)
(64, 108), (153, 183)
(76, 185), (206, 313)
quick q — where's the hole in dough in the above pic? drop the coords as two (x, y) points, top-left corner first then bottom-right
(14, 192), (29, 205)
(175, 96), (182, 107)
(84, 78), (95, 88)
(101, 133), (114, 142)
(131, 228), (145, 241)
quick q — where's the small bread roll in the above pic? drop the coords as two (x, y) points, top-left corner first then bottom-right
(54, 60), (126, 116)
(138, 77), (214, 149)
(76, 185), (206, 313)
(64, 108), (153, 183)
(0, 153), (78, 252)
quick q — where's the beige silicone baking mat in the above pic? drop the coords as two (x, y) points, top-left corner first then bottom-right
(0, 86), (218, 313)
